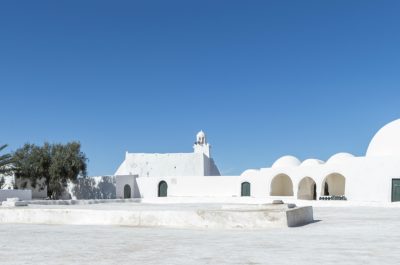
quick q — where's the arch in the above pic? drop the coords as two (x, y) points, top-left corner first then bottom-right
(270, 174), (294, 196)
(123, 184), (131, 199)
(158, 181), (168, 197)
(297, 177), (316, 200)
(321, 173), (345, 196)
(241, 182), (251, 197)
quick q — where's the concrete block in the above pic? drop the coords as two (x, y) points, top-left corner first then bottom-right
(286, 206), (314, 227)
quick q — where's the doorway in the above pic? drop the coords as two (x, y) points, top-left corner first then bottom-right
(158, 181), (168, 197)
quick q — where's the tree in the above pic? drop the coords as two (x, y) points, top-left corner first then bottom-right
(0, 144), (13, 176)
(13, 142), (87, 199)
(48, 142), (87, 198)
(13, 143), (51, 190)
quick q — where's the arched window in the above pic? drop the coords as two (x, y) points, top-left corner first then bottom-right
(241, 182), (251, 197)
(124, 184), (131, 199)
(158, 181), (168, 197)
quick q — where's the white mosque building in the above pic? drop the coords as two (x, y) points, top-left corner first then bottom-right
(115, 119), (400, 203)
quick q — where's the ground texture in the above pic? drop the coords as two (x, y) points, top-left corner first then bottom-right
(0, 206), (399, 265)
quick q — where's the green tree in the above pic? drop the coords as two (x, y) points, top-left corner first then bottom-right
(0, 144), (13, 176)
(48, 142), (87, 198)
(13, 143), (51, 190)
(13, 142), (87, 199)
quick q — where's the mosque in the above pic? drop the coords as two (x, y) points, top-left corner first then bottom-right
(115, 119), (400, 203)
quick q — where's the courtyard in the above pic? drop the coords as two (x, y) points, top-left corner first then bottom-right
(0, 205), (399, 265)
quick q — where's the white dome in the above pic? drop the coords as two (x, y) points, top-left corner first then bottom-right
(327, 152), (354, 164)
(241, 169), (259, 177)
(272, 155), (301, 168)
(366, 119), (400, 157)
(300, 159), (324, 167)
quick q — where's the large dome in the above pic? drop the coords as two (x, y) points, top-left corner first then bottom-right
(367, 119), (400, 157)
(272, 155), (301, 168)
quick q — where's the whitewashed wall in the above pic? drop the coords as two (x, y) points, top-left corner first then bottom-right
(67, 176), (116, 200)
(0, 190), (32, 202)
(115, 155), (400, 202)
(115, 153), (206, 176)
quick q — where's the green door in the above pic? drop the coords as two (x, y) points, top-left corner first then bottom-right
(158, 181), (168, 197)
(241, 182), (251, 197)
(392, 179), (400, 202)
(124, 184), (131, 199)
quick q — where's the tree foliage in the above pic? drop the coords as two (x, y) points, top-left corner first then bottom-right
(0, 144), (13, 176)
(13, 142), (87, 199)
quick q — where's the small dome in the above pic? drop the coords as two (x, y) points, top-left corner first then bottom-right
(300, 159), (324, 167)
(272, 155), (301, 168)
(327, 153), (354, 164)
(367, 119), (400, 157)
(241, 169), (259, 177)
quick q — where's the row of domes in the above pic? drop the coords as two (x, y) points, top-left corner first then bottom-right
(271, 153), (355, 168)
(244, 119), (400, 171)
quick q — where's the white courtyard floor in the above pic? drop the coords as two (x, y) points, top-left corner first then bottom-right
(0, 202), (400, 265)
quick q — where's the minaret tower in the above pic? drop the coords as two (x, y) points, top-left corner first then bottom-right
(193, 130), (211, 157)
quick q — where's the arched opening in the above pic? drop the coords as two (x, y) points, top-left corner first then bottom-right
(297, 177), (316, 200)
(241, 182), (251, 197)
(158, 181), (168, 197)
(123, 184), (131, 199)
(321, 173), (345, 196)
(270, 174), (294, 196)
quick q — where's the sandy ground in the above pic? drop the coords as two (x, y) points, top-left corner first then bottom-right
(0, 206), (399, 265)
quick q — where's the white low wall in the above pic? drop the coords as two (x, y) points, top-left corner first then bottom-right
(0, 190), (32, 202)
(0, 203), (314, 228)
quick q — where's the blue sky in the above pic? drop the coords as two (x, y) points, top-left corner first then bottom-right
(1, 0), (400, 175)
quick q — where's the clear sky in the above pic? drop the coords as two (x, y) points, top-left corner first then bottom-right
(1, 0), (400, 176)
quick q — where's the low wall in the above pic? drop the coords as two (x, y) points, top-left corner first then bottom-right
(0, 190), (32, 202)
(0, 203), (314, 228)
(27, 198), (140, 205)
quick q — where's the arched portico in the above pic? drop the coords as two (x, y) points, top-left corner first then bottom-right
(158, 181), (168, 197)
(321, 173), (346, 196)
(123, 184), (131, 198)
(297, 177), (316, 200)
(270, 174), (294, 196)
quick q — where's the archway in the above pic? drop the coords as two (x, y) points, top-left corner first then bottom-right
(241, 182), (251, 197)
(123, 184), (131, 199)
(158, 181), (168, 197)
(321, 173), (345, 196)
(297, 177), (316, 200)
(270, 174), (294, 196)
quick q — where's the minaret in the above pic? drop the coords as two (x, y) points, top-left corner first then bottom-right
(193, 130), (211, 157)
